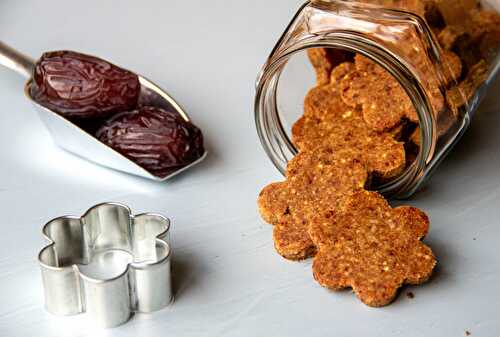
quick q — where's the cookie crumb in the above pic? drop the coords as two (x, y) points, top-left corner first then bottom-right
(406, 291), (415, 299)
(465, 330), (471, 336)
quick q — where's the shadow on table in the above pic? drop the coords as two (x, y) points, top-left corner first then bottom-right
(171, 250), (202, 300)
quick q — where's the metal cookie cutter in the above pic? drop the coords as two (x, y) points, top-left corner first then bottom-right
(38, 202), (173, 328)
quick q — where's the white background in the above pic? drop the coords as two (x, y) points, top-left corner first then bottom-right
(1, 1), (500, 336)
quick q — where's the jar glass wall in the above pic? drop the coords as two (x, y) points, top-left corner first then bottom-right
(255, 0), (500, 198)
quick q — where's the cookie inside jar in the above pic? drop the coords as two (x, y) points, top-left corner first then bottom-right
(278, 49), (421, 190)
(282, 54), (475, 191)
(270, 0), (499, 194)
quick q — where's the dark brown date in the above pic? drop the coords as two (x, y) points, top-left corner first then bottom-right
(30, 50), (140, 119)
(96, 107), (204, 178)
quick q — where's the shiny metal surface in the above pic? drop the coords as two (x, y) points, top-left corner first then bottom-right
(0, 41), (206, 181)
(38, 202), (173, 328)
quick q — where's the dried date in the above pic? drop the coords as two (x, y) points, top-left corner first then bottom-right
(96, 107), (204, 177)
(30, 50), (140, 119)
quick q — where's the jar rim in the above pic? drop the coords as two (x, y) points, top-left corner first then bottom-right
(255, 32), (436, 198)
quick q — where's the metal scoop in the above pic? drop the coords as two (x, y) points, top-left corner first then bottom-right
(0, 41), (206, 181)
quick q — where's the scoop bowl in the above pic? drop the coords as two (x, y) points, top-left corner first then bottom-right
(0, 41), (206, 181)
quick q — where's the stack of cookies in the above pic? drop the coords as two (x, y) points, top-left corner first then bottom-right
(257, 0), (499, 307)
(258, 141), (436, 307)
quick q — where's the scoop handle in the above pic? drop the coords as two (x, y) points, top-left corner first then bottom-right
(0, 41), (35, 79)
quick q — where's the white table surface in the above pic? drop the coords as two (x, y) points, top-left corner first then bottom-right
(1, 1), (500, 336)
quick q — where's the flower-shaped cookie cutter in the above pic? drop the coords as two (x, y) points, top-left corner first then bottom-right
(38, 202), (173, 328)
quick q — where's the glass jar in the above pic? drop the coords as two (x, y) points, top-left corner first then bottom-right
(255, 0), (500, 198)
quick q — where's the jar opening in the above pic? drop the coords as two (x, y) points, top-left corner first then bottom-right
(255, 39), (436, 198)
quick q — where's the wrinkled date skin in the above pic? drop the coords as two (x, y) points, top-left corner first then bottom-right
(30, 50), (140, 119)
(96, 107), (205, 178)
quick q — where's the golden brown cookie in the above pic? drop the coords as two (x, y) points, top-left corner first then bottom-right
(435, 0), (479, 27)
(469, 8), (500, 40)
(438, 25), (467, 50)
(446, 59), (488, 112)
(295, 82), (406, 180)
(409, 103), (458, 149)
(469, 8), (500, 37)
(258, 182), (291, 225)
(257, 148), (368, 260)
(302, 83), (353, 121)
(438, 8), (500, 69)
(410, 126), (422, 147)
(386, 121), (412, 142)
(340, 55), (418, 131)
(442, 50), (463, 85)
(470, 9), (500, 61)
(309, 190), (436, 307)
(341, 51), (461, 132)
(330, 61), (355, 84)
(400, 35), (459, 103)
(307, 48), (354, 85)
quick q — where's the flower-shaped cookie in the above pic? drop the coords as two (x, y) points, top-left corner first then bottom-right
(340, 55), (419, 131)
(258, 148), (368, 260)
(38, 202), (173, 328)
(340, 51), (461, 132)
(293, 79), (406, 180)
(309, 191), (436, 307)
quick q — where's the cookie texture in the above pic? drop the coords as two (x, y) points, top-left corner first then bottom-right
(341, 48), (462, 131)
(438, 25), (467, 50)
(258, 149), (368, 260)
(294, 81), (406, 180)
(340, 56), (418, 131)
(446, 59), (488, 112)
(308, 48), (354, 85)
(309, 191), (436, 307)
(440, 50), (463, 85)
(410, 127), (422, 147)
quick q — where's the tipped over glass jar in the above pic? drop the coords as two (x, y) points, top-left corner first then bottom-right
(255, 0), (500, 198)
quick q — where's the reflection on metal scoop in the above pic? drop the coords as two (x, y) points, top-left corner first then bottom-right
(0, 41), (206, 181)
